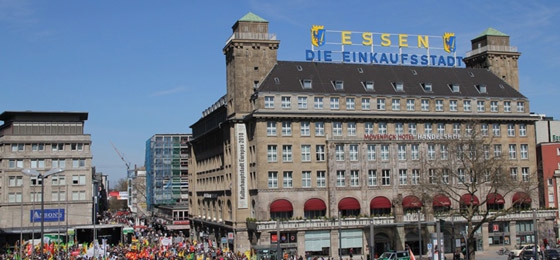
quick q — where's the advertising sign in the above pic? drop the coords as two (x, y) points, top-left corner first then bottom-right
(30, 209), (65, 222)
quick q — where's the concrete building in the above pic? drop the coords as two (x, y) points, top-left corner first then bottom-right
(0, 111), (94, 248)
(188, 13), (555, 258)
(145, 134), (191, 209)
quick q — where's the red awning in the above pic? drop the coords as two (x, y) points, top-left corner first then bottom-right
(512, 192), (532, 204)
(270, 199), (293, 212)
(433, 194), (451, 207)
(370, 196), (391, 209)
(460, 194), (480, 205)
(487, 193), (505, 204)
(338, 197), (360, 210)
(402, 195), (422, 208)
(304, 198), (327, 211)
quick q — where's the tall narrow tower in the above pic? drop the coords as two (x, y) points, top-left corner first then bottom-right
(223, 12), (280, 118)
(463, 28), (521, 91)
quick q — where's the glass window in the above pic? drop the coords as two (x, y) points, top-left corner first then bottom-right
(407, 99), (415, 111)
(282, 122), (292, 136)
(350, 170), (359, 186)
(315, 122), (325, 136)
(32, 143), (45, 151)
(301, 145), (311, 162)
(72, 159), (85, 168)
(330, 97), (340, 109)
(435, 100), (443, 111)
(408, 123), (417, 134)
(510, 168), (518, 180)
(428, 144), (435, 160)
(378, 122), (387, 134)
(411, 144), (419, 160)
(377, 98), (385, 110)
(522, 167), (529, 181)
(346, 98), (355, 110)
(283, 171), (293, 188)
(367, 145), (376, 161)
(302, 171), (311, 188)
(398, 144), (406, 160)
(441, 144), (448, 160)
(411, 169), (419, 185)
(450, 100), (458, 111)
(463, 100), (472, 111)
(392, 99), (400, 110)
(335, 145), (345, 161)
(349, 144), (359, 161)
(519, 124), (527, 136)
(282, 145), (293, 162)
(298, 96), (308, 109)
(347, 122), (356, 136)
(481, 123), (489, 136)
(267, 121), (276, 136)
(365, 122), (374, 135)
(299, 122), (311, 137)
(504, 101), (511, 112)
(453, 123), (461, 135)
(265, 96), (274, 108)
(336, 170), (345, 187)
(314, 97), (323, 109)
(268, 172), (278, 188)
(520, 144), (528, 159)
(477, 101), (485, 112)
(437, 123), (445, 135)
(399, 169), (407, 185)
(395, 122), (404, 135)
(491, 101), (498, 112)
(362, 98), (371, 110)
(71, 143), (84, 151)
(381, 145), (389, 161)
(509, 144), (517, 159)
(493, 123), (501, 136)
(281, 96), (291, 108)
(316, 145), (325, 161)
(517, 101), (525, 112)
(317, 171), (326, 187)
(424, 123), (432, 135)
(494, 144), (502, 157)
(8, 176), (23, 187)
(382, 169), (391, 186)
(332, 122), (343, 136)
(368, 170), (377, 186)
(267, 145), (277, 162)
(421, 99), (429, 111)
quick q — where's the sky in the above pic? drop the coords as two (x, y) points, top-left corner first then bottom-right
(1, 1), (559, 188)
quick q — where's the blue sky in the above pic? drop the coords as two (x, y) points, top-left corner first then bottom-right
(1, 1), (559, 188)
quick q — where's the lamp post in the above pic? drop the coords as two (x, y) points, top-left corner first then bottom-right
(22, 168), (64, 260)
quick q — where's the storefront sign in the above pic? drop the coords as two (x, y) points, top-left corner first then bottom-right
(30, 209), (64, 222)
(364, 133), (461, 141)
(307, 25), (462, 67)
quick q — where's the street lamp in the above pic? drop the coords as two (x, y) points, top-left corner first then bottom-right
(22, 168), (64, 260)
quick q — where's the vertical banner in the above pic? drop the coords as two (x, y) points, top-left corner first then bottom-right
(235, 123), (249, 208)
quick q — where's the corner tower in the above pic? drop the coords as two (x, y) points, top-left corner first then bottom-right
(223, 12), (280, 118)
(463, 28), (521, 90)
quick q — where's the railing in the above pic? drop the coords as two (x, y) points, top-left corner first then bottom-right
(466, 45), (518, 57)
(225, 32), (277, 44)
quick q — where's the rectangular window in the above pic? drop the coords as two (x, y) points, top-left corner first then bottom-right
(378, 122), (387, 134)
(408, 123), (417, 134)
(332, 122), (342, 136)
(520, 144), (528, 159)
(265, 96), (274, 108)
(395, 122), (404, 135)
(333, 80), (344, 90)
(330, 97), (340, 109)
(477, 101), (485, 112)
(315, 122), (325, 136)
(453, 123), (461, 135)
(519, 124), (527, 136)
(508, 124), (515, 136)
(377, 98), (385, 110)
(368, 170), (377, 186)
(347, 122), (357, 136)
(8, 192), (23, 203)
(31, 159), (45, 169)
(8, 176), (23, 187)
(71, 191), (86, 201)
(283, 171), (293, 188)
(509, 144), (517, 159)
(350, 170), (359, 186)
(362, 98), (371, 110)
(281, 96), (291, 108)
(282, 122), (292, 136)
(32, 143), (45, 151)
(365, 122), (374, 135)
(424, 123), (432, 135)
(522, 167), (529, 182)
(316, 171), (326, 187)
(382, 169), (391, 186)
(266, 121), (277, 136)
(336, 170), (346, 187)
(463, 100), (472, 111)
(435, 100), (443, 111)
(72, 159), (85, 168)
(52, 159), (66, 169)
(442, 168), (450, 184)
(517, 101), (525, 112)
(301, 145), (311, 162)
(346, 98), (355, 110)
(510, 167), (518, 180)
(494, 144), (502, 157)
(300, 121), (310, 136)
(481, 123), (489, 136)
(314, 97), (323, 109)
(12, 143), (24, 151)
(72, 175), (86, 185)
(504, 101), (511, 112)
(298, 96), (308, 109)
(484, 145), (490, 159)
(51, 176), (66, 186)
(428, 144), (435, 160)
(491, 101), (498, 112)
(421, 99), (429, 111)
(349, 144), (359, 161)
(316, 145), (325, 161)
(381, 144), (389, 161)
(398, 144), (406, 160)
(441, 144), (448, 160)
(450, 100), (458, 111)
(458, 168), (465, 183)
(411, 144), (419, 160)
(437, 123), (445, 135)
(406, 99), (415, 111)
(392, 99), (401, 110)
(71, 143), (84, 151)
(399, 169), (407, 185)
(335, 145), (345, 161)
(282, 145), (293, 162)
(302, 171), (311, 188)
(428, 169), (436, 184)
(493, 123), (501, 136)
(268, 172), (278, 188)
(31, 177), (43, 186)
(367, 144), (376, 161)
(267, 145), (277, 162)
(411, 169), (419, 185)
(51, 143), (64, 151)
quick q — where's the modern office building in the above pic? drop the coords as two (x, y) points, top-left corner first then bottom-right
(0, 111), (94, 248)
(145, 134), (191, 210)
(188, 13), (555, 258)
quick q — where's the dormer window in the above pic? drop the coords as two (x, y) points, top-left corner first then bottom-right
(392, 82), (404, 92)
(468, 71), (475, 77)
(362, 81), (374, 91)
(358, 67), (364, 73)
(411, 69), (418, 75)
(332, 80), (344, 90)
(297, 65), (303, 71)
(449, 83), (460, 93)
(421, 83), (432, 92)
(475, 84), (487, 94)
(301, 79), (312, 89)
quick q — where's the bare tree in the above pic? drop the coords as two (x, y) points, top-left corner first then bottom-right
(419, 121), (537, 260)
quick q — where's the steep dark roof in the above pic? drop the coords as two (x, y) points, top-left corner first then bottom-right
(258, 61), (526, 99)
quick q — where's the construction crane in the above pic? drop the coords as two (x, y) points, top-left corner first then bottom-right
(111, 141), (132, 177)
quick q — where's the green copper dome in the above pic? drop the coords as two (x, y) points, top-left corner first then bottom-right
(238, 12), (267, 22)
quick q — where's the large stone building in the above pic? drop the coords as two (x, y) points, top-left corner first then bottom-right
(188, 13), (555, 258)
(0, 111), (94, 248)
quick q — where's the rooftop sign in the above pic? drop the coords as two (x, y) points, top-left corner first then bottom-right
(306, 25), (463, 67)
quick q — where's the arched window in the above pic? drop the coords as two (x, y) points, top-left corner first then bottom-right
(370, 196), (391, 216)
(304, 198), (327, 219)
(270, 199), (294, 220)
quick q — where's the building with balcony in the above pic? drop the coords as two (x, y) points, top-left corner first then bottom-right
(0, 111), (94, 248)
(188, 13), (554, 259)
(145, 134), (191, 210)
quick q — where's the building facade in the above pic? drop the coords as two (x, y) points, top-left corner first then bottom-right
(188, 13), (555, 258)
(145, 134), (191, 210)
(0, 111), (94, 248)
